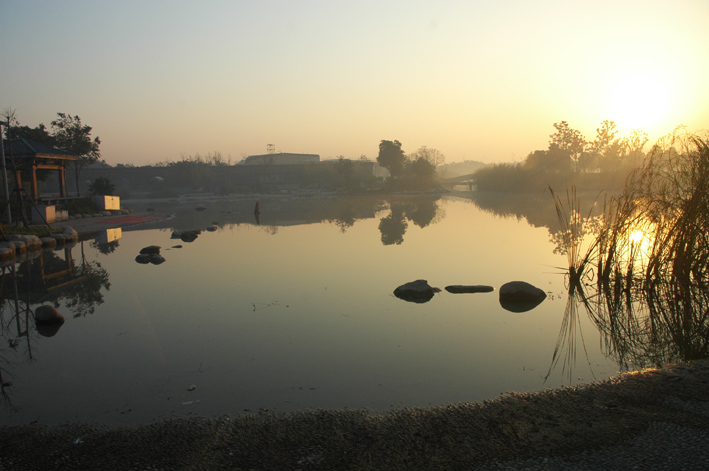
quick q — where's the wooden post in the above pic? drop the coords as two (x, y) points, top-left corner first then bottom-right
(30, 164), (38, 200)
(59, 167), (67, 197)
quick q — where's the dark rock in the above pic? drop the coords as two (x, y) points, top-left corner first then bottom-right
(172, 245), (183, 249)
(180, 231), (199, 242)
(195, 206), (207, 211)
(135, 254), (151, 264)
(394, 279), (438, 303)
(150, 254), (166, 265)
(140, 245), (161, 255)
(36, 322), (64, 337)
(499, 281), (547, 312)
(35, 305), (65, 324)
(445, 285), (495, 294)
(206, 225), (217, 232)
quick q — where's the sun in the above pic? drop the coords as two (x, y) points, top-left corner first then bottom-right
(609, 74), (670, 131)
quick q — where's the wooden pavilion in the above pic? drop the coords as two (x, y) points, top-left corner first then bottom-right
(2, 138), (78, 202)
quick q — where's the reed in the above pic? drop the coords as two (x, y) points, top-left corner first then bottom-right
(546, 134), (709, 378)
(548, 185), (601, 289)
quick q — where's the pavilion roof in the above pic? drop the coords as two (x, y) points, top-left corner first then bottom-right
(3, 138), (78, 160)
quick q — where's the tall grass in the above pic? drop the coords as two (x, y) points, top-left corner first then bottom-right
(546, 133), (709, 377)
(548, 185), (600, 288)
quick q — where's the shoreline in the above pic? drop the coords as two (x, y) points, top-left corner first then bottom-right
(1, 360), (708, 470)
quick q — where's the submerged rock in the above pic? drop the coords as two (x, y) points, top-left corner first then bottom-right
(445, 285), (494, 294)
(394, 279), (439, 303)
(499, 281), (547, 312)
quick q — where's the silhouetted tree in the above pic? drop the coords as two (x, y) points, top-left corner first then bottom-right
(549, 121), (586, 172)
(89, 177), (115, 196)
(51, 113), (101, 196)
(377, 140), (407, 177)
(409, 146), (446, 167)
(409, 157), (438, 188)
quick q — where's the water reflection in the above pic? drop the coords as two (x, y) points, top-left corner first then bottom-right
(378, 198), (445, 245)
(547, 257), (709, 381)
(131, 195), (446, 245)
(0, 240), (113, 407)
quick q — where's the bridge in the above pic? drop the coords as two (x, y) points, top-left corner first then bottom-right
(440, 173), (477, 191)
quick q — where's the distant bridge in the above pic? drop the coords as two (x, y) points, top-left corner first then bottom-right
(440, 173), (477, 191)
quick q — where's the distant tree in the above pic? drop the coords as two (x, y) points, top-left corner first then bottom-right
(334, 156), (355, 188)
(51, 113), (101, 196)
(549, 121), (586, 172)
(523, 147), (571, 174)
(377, 140), (407, 177)
(89, 177), (115, 196)
(409, 157), (437, 188)
(409, 146), (446, 167)
(589, 120), (618, 155)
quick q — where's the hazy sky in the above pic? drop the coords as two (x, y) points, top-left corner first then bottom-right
(2, 1), (708, 166)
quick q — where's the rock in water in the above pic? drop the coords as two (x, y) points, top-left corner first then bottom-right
(135, 254), (151, 264)
(499, 281), (547, 312)
(445, 285), (494, 294)
(394, 279), (437, 303)
(150, 254), (166, 265)
(140, 245), (161, 255)
(35, 305), (65, 324)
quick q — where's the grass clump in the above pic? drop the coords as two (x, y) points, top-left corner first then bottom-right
(547, 132), (709, 377)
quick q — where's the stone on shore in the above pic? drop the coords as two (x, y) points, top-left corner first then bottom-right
(40, 237), (58, 248)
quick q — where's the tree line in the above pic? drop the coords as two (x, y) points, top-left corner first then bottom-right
(376, 140), (446, 190)
(475, 120), (657, 192)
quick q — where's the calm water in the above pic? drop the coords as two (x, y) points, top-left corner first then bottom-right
(1, 195), (619, 426)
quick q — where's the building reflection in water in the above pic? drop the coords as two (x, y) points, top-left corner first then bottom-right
(0, 231), (115, 406)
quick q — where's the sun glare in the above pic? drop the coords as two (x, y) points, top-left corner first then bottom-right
(630, 230), (644, 244)
(610, 74), (670, 131)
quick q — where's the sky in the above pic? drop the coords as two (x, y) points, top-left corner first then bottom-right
(1, 0), (708, 166)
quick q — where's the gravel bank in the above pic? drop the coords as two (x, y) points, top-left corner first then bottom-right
(1, 360), (708, 470)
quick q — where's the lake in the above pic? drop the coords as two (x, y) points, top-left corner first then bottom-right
(1, 194), (621, 426)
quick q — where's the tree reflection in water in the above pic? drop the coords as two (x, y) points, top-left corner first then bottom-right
(0, 243), (111, 406)
(378, 198), (444, 245)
